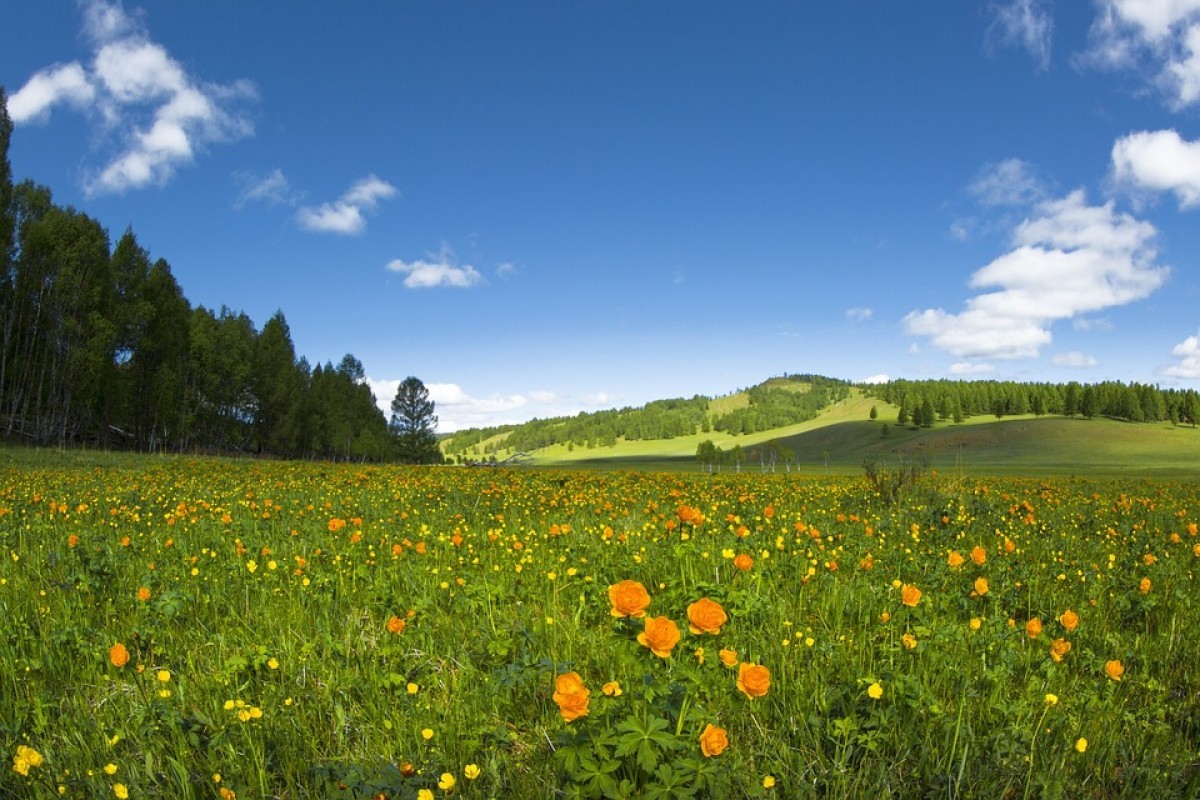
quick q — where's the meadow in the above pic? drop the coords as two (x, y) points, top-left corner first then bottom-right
(2, 450), (1199, 798)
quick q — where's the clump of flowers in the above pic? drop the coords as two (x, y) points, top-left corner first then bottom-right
(553, 672), (591, 722)
(11, 745), (43, 776)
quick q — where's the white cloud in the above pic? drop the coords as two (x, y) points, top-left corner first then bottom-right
(987, 0), (1055, 70)
(366, 379), (615, 432)
(859, 374), (892, 384)
(386, 254), (483, 289)
(296, 174), (397, 235)
(1161, 330), (1200, 377)
(8, 1), (256, 194)
(1112, 129), (1200, 207)
(949, 362), (997, 375)
(1073, 316), (1114, 331)
(904, 189), (1168, 359)
(1052, 351), (1099, 366)
(1083, 0), (1200, 108)
(845, 307), (873, 323)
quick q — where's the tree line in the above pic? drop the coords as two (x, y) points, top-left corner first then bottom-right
(866, 378), (1200, 428)
(0, 88), (440, 463)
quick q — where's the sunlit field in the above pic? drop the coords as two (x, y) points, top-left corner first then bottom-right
(3, 453), (1199, 798)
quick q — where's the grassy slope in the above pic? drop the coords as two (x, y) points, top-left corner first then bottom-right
(528, 390), (1200, 477)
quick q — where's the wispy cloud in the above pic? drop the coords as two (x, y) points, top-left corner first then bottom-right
(949, 362), (997, 375)
(366, 379), (613, 432)
(296, 174), (397, 235)
(1081, 0), (1200, 109)
(1052, 350), (1099, 367)
(845, 307), (873, 323)
(905, 188), (1168, 360)
(233, 168), (299, 209)
(987, 0), (1055, 70)
(8, 0), (256, 195)
(1112, 129), (1200, 208)
(970, 158), (1048, 207)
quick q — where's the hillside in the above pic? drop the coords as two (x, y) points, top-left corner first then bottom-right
(442, 379), (1199, 477)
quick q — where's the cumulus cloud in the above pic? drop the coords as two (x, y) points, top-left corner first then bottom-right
(386, 245), (483, 289)
(1112, 129), (1200, 208)
(366, 379), (614, 432)
(295, 174), (397, 235)
(1052, 351), (1099, 367)
(845, 307), (873, 323)
(1161, 330), (1200, 378)
(858, 374), (892, 384)
(987, 0), (1055, 70)
(1082, 0), (1200, 109)
(8, 0), (256, 194)
(904, 189), (1168, 360)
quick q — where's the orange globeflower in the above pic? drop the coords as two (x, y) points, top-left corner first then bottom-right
(385, 615), (406, 634)
(687, 598), (728, 635)
(553, 672), (591, 722)
(698, 723), (729, 757)
(109, 642), (130, 668)
(733, 553), (754, 572)
(1105, 659), (1125, 681)
(609, 580), (651, 619)
(136, 586), (151, 603)
(973, 577), (989, 596)
(1025, 618), (1043, 638)
(970, 546), (987, 565)
(719, 648), (739, 667)
(638, 616), (681, 658)
(900, 584), (922, 608)
(1139, 577), (1151, 594)
(1049, 638), (1072, 663)
(1059, 609), (1079, 632)
(947, 551), (965, 569)
(736, 662), (771, 699)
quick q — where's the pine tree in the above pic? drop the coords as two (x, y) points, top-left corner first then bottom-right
(390, 376), (440, 464)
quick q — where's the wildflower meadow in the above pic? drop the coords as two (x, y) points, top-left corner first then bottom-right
(2, 453), (1199, 798)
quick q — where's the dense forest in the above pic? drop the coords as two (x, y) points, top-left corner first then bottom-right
(866, 378), (1200, 428)
(0, 87), (427, 461)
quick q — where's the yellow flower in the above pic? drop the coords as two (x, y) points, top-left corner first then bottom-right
(868, 682), (884, 700)
(156, 669), (171, 683)
(973, 576), (989, 596)
(1059, 609), (1079, 632)
(267, 657), (279, 670)
(407, 682), (419, 695)
(464, 763), (481, 780)
(1044, 693), (1058, 706)
(422, 728), (435, 740)
(969, 617), (982, 631)
(104, 763), (118, 775)
(602, 681), (622, 697)
(418, 791), (434, 800)
(947, 550), (964, 569)
(762, 775), (776, 789)
(1075, 737), (1088, 753)
(438, 772), (456, 791)
(16, 746), (42, 768)
(902, 633), (917, 650)
(1105, 659), (1124, 681)
(900, 583), (922, 608)
(113, 785), (129, 800)
(719, 648), (738, 667)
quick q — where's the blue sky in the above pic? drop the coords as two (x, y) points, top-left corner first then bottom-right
(4, 1), (1200, 431)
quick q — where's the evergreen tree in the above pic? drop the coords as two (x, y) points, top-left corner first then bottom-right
(390, 376), (440, 464)
(253, 310), (301, 455)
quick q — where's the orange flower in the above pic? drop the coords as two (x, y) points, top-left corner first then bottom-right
(698, 723), (728, 757)
(67, 534), (79, 548)
(552, 672), (591, 722)
(973, 577), (989, 596)
(733, 553), (754, 571)
(677, 505), (704, 526)
(1058, 609), (1079, 632)
(637, 616), (681, 658)
(687, 598), (728, 635)
(719, 648), (739, 667)
(970, 546), (987, 565)
(609, 580), (651, 619)
(109, 642), (130, 668)
(947, 551), (964, 569)
(900, 584), (922, 608)
(736, 662), (771, 699)
(1025, 618), (1043, 638)
(385, 615), (406, 634)
(136, 586), (151, 603)
(1138, 577), (1151, 594)
(901, 633), (918, 650)
(1049, 638), (1072, 663)
(1105, 659), (1125, 681)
